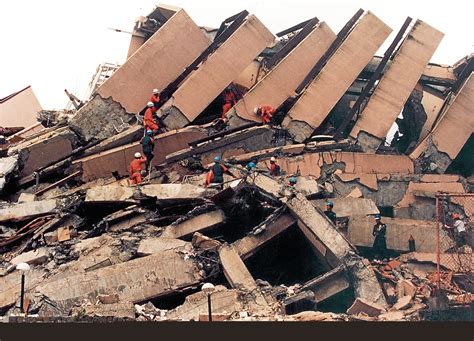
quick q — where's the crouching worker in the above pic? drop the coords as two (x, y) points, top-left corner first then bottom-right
(144, 102), (159, 133)
(205, 156), (234, 189)
(129, 152), (147, 185)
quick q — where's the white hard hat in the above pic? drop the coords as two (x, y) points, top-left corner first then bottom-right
(134, 152), (142, 158)
(147, 101), (154, 107)
(153, 88), (159, 93)
(270, 157), (276, 162)
(253, 107), (259, 115)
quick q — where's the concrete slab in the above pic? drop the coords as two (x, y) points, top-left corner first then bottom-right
(161, 209), (225, 239)
(347, 297), (385, 316)
(311, 198), (379, 217)
(411, 74), (474, 172)
(35, 250), (203, 307)
(79, 302), (135, 319)
(299, 265), (350, 303)
(0, 268), (48, 309)
(0, 155), (18, 192)
(227, 22), (336, 127)
(0, 199), (57, 223)
(161, 15), (275, 129)
(137, 238), (191, 256)
(351, 20), (444, 152)
(282, 12), (392, 142)
(10, 247), (50, 266)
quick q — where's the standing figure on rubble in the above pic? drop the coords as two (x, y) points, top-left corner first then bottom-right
(372, 214), (387, 259)
(254, 105), (275, 124)
(245, 159), (257, 172)
(221, 86), (237, 119)
(129, 152), (147, 185)
(206, 156), (233, 189)
(144, 102), (159, 134)
(445, 213), (468, 247)
(268, 157), (281, 176)
(324, 201), (337, 224)
(151, 88), (161, 108)
(141, 130), (155, 173)
(288, 176), (298, 187)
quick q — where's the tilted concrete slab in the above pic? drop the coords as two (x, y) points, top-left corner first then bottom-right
(312, 198), (379, 217)
(299, 265), (350, 303)
(68, 10), (210, 142)
(350, 20), (444, 152)
(410, 74), (474, 172)
(10, 247), (50, 266)
(161, 15), (275, 129)
(348, 216), (452, 253)
(73, 126), (206, 181)
(287, 193), (355, 266)
(282, 12), (392, 142)
(233, 213), (297, 260)
(80, 125), (144, 157)
(137, 238), (191, 256)
(226, 22), (336, 128)
(161, 209), (226, 239)
(0, 155), (18, 192)
(418, 88), (446, 142)
(0, 268), (48, 309)
(85, 185), (136, 203)
(35, 250), (203, 307)
(0, 199), (57, 223)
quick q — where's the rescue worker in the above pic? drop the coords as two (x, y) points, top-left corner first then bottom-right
(221, 86), (237, 119)
(129, 152), (147, 185)
(445, 213), (468, 247)
(289, 176), (298, 187)
(205, 156), (232, 188)
(141, 130), (155, 171)
(151, 88), (160, 108)
(245, 159), (257, 172)
(324, 201), (337, 224)
(254, 105), (276, 124)
(144, 101), (159, 133)
(372, 214), (387, 259)
(268, 157), (280, 176)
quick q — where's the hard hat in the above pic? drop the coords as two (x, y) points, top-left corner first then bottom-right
(147, 101), (154, 107)
(134, 152), (142, 158)
(254, 107), (259, 115)
(246, 162), (256, 169)
(326, 201), (333, 207)
(153, 88), (159, 94)
(374, 214), (381, 220)
(270, 157), (276, 162)
(289, 176), (297, 184)
(452, 213), (460, 219)
(214, 156), (221, 162)
(146, 130), (153, 136)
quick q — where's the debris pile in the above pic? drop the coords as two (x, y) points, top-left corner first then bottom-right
(0, 5), (472, 322)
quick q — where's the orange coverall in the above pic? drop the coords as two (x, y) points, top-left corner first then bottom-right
(129, 157), (147, 184)
(151, 94), (160, 106)
(144, 107), (159, 131)
(221, 91), (237, 119)
(259, 105), (275, 124)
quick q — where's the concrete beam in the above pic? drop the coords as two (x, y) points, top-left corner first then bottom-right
(161, 209), (226, 239)
(137, 238), (191, 256)
(311, 198), (379, 217)
(298, 265), (350, 303)
(350, 20), (444, 152)
(282, 12), (392, 142)
(35, 250), (203, 308)
(161, 15), (275, 129)
(233, 213), (297, 260)
(68, 10), (210, 142)
(219, 244), (259, 292)
(347, 216), (452, 253)
(226, 22), (336, 128)
(410, 74), (474, 173)
(0, 199), (57, 223)
(73, 126), (206, 181)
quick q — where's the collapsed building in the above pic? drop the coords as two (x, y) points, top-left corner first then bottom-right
(0, 5), (472, 322)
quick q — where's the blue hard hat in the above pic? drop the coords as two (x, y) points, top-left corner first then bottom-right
(326, 201), (333, 207)
(246, 162), (256, 169)
(374, 214), (381, 220)
(146, 130), (153, 136)
(289, 176), (297, 183)
(214, 156), (221, 162)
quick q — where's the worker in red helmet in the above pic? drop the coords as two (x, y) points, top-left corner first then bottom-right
(445, 213), (468, 247)
(129, 152), (147, 185)
(254, 105), (275, 124)
(144, 101), (159, 133)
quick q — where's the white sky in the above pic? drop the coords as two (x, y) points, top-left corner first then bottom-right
(0, 0), (472, 109)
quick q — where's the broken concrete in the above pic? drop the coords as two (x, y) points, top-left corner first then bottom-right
(346, 297), (384, 317)
(282, 12), (392, 142)
(312, 198), (379, 217)
(227, 21), (336, 127)
(0, 155), (18, 192)
(161, 209), (225, 239)
(137, 238), (191, 256)
(10, 247), (50, 266)
(0, 199), (57, 223)
(299, 265), (350, 303)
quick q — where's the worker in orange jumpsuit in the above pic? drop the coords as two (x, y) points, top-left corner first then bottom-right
(144, 102), (159, 133)
(254, 105), (275, 124)
(129, 152), (147, 185)
(221, 87), (237, 119)
(151, 88), (160, 108)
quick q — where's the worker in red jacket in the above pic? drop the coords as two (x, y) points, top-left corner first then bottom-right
(144, 102), (159, 133)
(268, 157), (281, 176)
(129, 152), (147, 185)
(254, 105), (275, 124)
(151, 88), (160, 108)
(221, 87), (237, 119)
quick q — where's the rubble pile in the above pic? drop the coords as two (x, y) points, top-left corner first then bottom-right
(0, 5), (472, 322)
